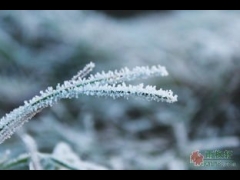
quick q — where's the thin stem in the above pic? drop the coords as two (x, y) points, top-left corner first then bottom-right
(0, 63), (177, 145)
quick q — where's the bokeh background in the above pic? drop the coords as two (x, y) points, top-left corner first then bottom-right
(0, 10), (240, 170)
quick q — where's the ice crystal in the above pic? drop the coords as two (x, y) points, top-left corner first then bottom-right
(0, 62), (177, 144)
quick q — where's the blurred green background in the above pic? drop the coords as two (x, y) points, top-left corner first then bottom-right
(0, 10), (239, 170)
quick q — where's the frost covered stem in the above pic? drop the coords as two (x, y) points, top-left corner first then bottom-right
(0, 63), (177, 144)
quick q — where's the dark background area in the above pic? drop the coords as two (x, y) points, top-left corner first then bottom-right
(97, 10), (169, 18)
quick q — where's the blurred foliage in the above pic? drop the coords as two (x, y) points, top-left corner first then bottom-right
(0, 10), (240, 170)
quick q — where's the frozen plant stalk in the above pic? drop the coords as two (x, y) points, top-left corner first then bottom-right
(0, 62), (177, 144)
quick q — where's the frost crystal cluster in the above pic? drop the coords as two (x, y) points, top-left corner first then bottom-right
(0, 62), (177, 144)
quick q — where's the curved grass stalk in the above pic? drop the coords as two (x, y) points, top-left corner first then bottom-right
(0, 62), (177, 144)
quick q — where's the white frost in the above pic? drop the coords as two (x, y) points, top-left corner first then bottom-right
(0, 62), (177, 144)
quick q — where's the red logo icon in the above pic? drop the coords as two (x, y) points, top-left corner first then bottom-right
(190, 150), (204, 166)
